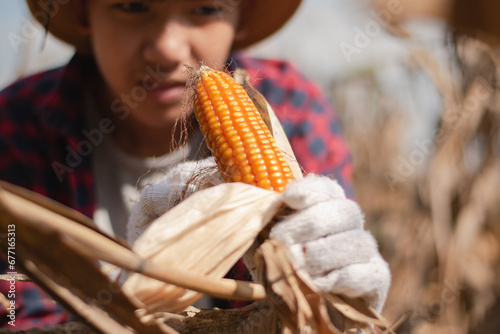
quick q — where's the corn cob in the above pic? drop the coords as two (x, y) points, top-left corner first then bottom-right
(193, 66), (293, 192)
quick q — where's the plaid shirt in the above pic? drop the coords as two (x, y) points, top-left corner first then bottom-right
(0, 53), (352, 329)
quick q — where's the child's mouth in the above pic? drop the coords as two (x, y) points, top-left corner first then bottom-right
(146, 82), (186, 105)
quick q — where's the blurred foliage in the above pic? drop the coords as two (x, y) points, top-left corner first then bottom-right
(332, 32), (500, 334)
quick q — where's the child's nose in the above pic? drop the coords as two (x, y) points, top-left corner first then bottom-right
(143, 21), (191, 70)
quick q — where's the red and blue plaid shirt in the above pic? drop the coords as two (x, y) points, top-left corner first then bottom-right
(0, 53), (352, 329)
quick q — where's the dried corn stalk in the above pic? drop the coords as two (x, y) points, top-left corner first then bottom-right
(332, 34), (500, 333)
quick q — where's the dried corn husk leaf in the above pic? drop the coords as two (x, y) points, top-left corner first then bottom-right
(254, 240), (389, 333)
(0, 177), (389, 333)
(122, 182), (283, 313)
(0, 183), (173, 334)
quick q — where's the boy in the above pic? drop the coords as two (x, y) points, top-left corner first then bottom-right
(0, 0), (390, 329)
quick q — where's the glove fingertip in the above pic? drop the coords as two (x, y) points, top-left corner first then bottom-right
(312, 254), (391, 312)
(282, 174), (346, 210)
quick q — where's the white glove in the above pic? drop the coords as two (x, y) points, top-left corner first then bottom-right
(269, 174), (391, 312)
(127, 157), (224, 245)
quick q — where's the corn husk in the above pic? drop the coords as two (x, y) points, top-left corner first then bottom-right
(259, 239), (392, 334)
(0, 182), (174, 334)
(122, 182), (283, 313)
(121, 68), (304, 315)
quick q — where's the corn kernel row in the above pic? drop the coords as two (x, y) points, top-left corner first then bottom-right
(193, 66), (293, 192)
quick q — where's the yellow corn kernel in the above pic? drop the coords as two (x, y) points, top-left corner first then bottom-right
(193, 66), (293, 192)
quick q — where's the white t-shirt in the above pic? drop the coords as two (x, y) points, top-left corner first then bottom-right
(84, 95), (204, 240)
(92, 138), (188, 240)
(85, 97), (216, 308)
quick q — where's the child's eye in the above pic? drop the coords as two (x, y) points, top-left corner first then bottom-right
(191, 6), (224, 17)
(113, 1), (149, 13)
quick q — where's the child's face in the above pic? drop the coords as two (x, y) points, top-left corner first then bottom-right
(83, 0), (240, 129)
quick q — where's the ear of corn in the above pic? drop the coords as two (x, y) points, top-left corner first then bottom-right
(193, 66), (293, 192)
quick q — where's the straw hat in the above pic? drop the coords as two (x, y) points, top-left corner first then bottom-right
(449, 0), (500, 42)
(26, 0), (302, 53)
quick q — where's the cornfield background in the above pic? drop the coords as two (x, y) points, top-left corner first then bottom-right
(331, 34), (500, 333)
(254, 2), (500, 331)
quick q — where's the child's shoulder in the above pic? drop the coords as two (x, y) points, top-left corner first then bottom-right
(0, 67), (66, 121)
(231, 53), (305, 81)
(229, 53), (323, 109)
(0, 64), (81, 153)
(0, 55), (90, 133)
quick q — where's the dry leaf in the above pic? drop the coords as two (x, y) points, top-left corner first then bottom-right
(123, 182), (283, 313)
(0, 184), (173, 334)
(254, 240), (389, 333)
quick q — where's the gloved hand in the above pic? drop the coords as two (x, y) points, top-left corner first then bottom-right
(127, 162), (391, 312)
(269, 174), (391, 312)
(127, 157), (224, 245)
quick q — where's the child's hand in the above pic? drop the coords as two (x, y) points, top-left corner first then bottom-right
(127, 157), (223, 244)
(269, 174), (391, 312)
(127, 163), (391, 312)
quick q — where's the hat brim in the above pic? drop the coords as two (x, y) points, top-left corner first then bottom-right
(26, 0), (302, 54)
